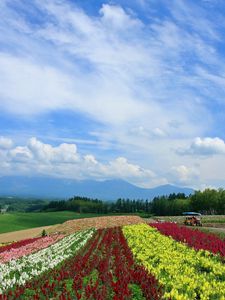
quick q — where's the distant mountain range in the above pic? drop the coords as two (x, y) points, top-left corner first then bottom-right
(0, 176), (194, 200)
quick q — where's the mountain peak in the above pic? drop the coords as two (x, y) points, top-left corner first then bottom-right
(0, 176), (194, 200)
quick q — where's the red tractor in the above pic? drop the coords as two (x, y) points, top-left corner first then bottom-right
(183, 212), (202, 226)
(184, 216), (202, 226)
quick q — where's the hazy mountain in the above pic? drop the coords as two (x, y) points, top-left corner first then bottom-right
(0, 176), (194, 200)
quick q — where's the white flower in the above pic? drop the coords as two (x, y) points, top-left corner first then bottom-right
(0, 228), (95, 292)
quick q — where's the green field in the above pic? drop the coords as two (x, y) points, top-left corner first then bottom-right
(0, 211), (101, 234)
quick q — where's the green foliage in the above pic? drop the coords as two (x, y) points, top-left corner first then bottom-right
(0, 197), (49, 212)
(42, 196), (154, 215)
(190, 188), (225, 215)
(41, 229), (47, 237)
(1, 188), (224, 228)
(41, 189), (225, 216)
(151, 196), (191, 216)
(42, 196), (109, 214)
(129, 284), (146, 300)
(151, 189), (225, 216)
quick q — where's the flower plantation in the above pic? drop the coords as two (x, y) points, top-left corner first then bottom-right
(0, 235), (64, 263)
(0, 238), (42, 254)
(150, 222), (225, 259)
(123, 224), (225, 300)
(0, 218), (225, 299)
(0, 229), (95, 294)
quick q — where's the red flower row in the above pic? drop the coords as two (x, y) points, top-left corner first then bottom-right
(1, 228), (164, 299)
(0, 234), (64, 263)
(0, 237), (42, 254)
(150, 222), (225, 258)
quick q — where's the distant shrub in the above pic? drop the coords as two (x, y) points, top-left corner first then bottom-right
(41, 229), (47, 237)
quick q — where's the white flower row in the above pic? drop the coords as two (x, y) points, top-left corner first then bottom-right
(0, 228), (95, 293)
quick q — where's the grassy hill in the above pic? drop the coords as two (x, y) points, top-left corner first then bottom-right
(0, 211), (100, 234)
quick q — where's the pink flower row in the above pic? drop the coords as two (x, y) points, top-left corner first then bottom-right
(0, 237), (42, 254)
(150, 222), (225, 258)
(0, 234), (64, 263)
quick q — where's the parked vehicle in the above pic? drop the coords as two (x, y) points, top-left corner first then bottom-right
(184, 216), (202, 226)
(182, 212), (202, 226)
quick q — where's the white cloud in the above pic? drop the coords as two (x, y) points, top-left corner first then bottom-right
(152, 128), (167, 138)
(9, 146), (33, 162)
(0, 137), (163, 187)
(0, 53), (76, 115)
(1, 136), (225, 189)
(130, 126), (167, 138)
(0, 1), (225, 189)
(84, 154), (98, 165)
(0, 0), (213, 135)
(99, 4), (142, 29)
(104, 157), (168, 187)
(179, 137), (225, 155)
(0, 136), (13, 149)
(27, 137), (79, 163)
(107, 156), (155, 178)
(169, 0), (221, 41)
(171, 165), (199, 184)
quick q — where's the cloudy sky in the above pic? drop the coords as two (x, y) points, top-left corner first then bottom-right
(0, 0), (225, 189)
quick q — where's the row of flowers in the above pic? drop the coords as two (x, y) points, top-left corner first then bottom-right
(0, 234), (64, 263)
(0, 227), (163, 299)
(150, 222), (225, 259)
(123, 223), (225, 300)
(0, 242), (12, 250)
(70, 227), (163, 300)
(0, 238), (41, 254)
(0, 228), (95, 294)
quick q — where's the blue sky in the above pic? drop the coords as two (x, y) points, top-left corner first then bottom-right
(0, 0), (225, 189)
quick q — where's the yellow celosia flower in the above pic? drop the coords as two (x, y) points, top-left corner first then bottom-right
(123, 224), (225, 300)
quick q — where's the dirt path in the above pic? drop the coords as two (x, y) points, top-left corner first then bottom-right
(0, 225), (58, 243)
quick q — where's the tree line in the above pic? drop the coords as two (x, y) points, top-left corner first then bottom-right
(0, 197), (48, 212)
(42, 188), (225, 215)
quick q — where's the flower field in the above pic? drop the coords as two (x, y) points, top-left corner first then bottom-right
(0, 238), (43, 254)
(0, 217), (225, 299)
(150, 222), (225, 259)
(123, 223), (225, 300)
(0, 235), (64, 263)
(0, 229), (95, 295)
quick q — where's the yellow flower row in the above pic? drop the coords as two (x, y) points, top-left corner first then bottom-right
(123, 223), (225, 300)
